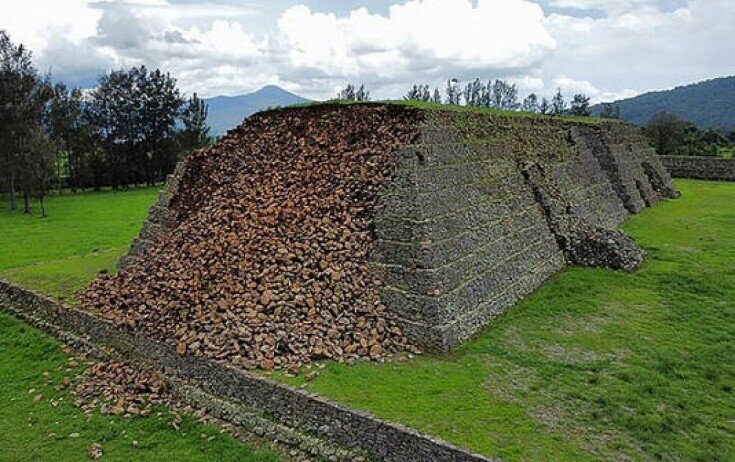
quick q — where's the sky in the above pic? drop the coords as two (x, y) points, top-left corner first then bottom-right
(1, 0), (733, 102)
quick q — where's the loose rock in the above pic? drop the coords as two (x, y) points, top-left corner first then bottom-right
(82, 105), (421, 371)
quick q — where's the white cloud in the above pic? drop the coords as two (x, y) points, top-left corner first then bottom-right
(278, 0), (556, 80)
(0, 0), (732, 102)
(552, 76), (637, 102)
(548, 0), (641, 14)
(544, 0), (735, 96)
(0, 0), (101, 52)
(513, 75), (545, 92)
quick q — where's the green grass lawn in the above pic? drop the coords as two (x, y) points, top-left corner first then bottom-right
(0, 188), (158, 300)
(1, 181), (733, 462)
(0, 311), (280, 462)
(272, 179), (735, 462)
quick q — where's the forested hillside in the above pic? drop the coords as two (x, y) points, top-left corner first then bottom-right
(592, 76), (735, 130)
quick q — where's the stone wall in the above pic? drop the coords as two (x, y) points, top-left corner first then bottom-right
(0, 279), (495, 462)
(118, 161), (185, 269)
(659, 155), (735, 181)
(371, 113), (678, 352)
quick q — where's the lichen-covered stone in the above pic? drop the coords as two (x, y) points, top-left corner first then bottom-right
(565, 227), (645, 272)
(660, 155), (735, 181)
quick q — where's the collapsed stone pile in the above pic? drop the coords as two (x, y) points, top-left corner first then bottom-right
(73, 361), (172, 417)
(565, 227), (646, 272)
(82, 105), (421, 371)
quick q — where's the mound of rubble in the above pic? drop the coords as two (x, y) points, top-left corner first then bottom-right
(83, 105), (422, 371)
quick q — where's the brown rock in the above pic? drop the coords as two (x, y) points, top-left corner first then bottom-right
(80, 105), (421, 371)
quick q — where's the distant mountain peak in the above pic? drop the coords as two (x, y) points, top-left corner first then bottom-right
(258, 84), (289, 92)
(205, 86), (311, 136)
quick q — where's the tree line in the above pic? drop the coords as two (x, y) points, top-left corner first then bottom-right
(339, 79), (601, 117)
(0, 30), (211, 216)
(643, 111), (735, 158)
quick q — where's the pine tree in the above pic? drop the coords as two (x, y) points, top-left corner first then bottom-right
(551, 88), (567, 115)
(445, 79), (462, 105)
(0, 30), (43, 211)
(539, 97), (551, 115)
(570, 93), (591, 116)
(522, 93), (539, 113)
(338, 84), (371, 101)
(404, 84), (432, 102)
(463, 79), (483, 107)
(179, 93), (211, 156)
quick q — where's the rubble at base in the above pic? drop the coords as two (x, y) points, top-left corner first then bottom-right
(73, 361), (173, 417)
(565, 227), (646, 272)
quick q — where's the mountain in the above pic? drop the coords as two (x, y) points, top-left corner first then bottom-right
(205, 86), (311, 136)
(591, 76), (735, 132)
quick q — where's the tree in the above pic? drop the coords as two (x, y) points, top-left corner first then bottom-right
(539, 97), (551, 115)
(0, 30), (40, 211)
(136, 66), (183, 185)
(404, 84), (421, 101)
(489, 79), (519, 110)
(600, 102), (621, 119)
(643, 111), (687, 156)
(445, 79), (462, 105)
(432, 88), (442, 104)
(522, 93), (539, 113)
(86, 66), (183, 188)
(20, 126), (57, 217)
(356, 85), (370, 101)
(404, 84), (432, 102)
(48, 84), (93, 191)
(85, 69), (135, 188)
(338, 84), (370, 101)
(551, 88), (567, 115)
(569, 93), (591, 117)
(463, 79), (483, 107)
(179, 93), (211, 156)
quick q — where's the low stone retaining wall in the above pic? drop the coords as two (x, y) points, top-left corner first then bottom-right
(660, 156), (735, 181)
(0, 279), (496, 462)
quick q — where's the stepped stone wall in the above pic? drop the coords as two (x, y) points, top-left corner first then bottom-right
(118, 161), (186, 269)
(370, 112), (678, 351)
(119, 106), (679, 353)
(660, 155), (735, 181)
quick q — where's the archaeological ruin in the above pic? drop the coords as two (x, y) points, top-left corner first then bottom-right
(83, 103), (679, 365)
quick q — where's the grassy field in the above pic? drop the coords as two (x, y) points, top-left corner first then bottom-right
(0, 188), (158, 300)
(0, 312), (280, 462)
(1, 181), (733, 461)
(272, 179), (735, 461)
(0, 189), (280, 461)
